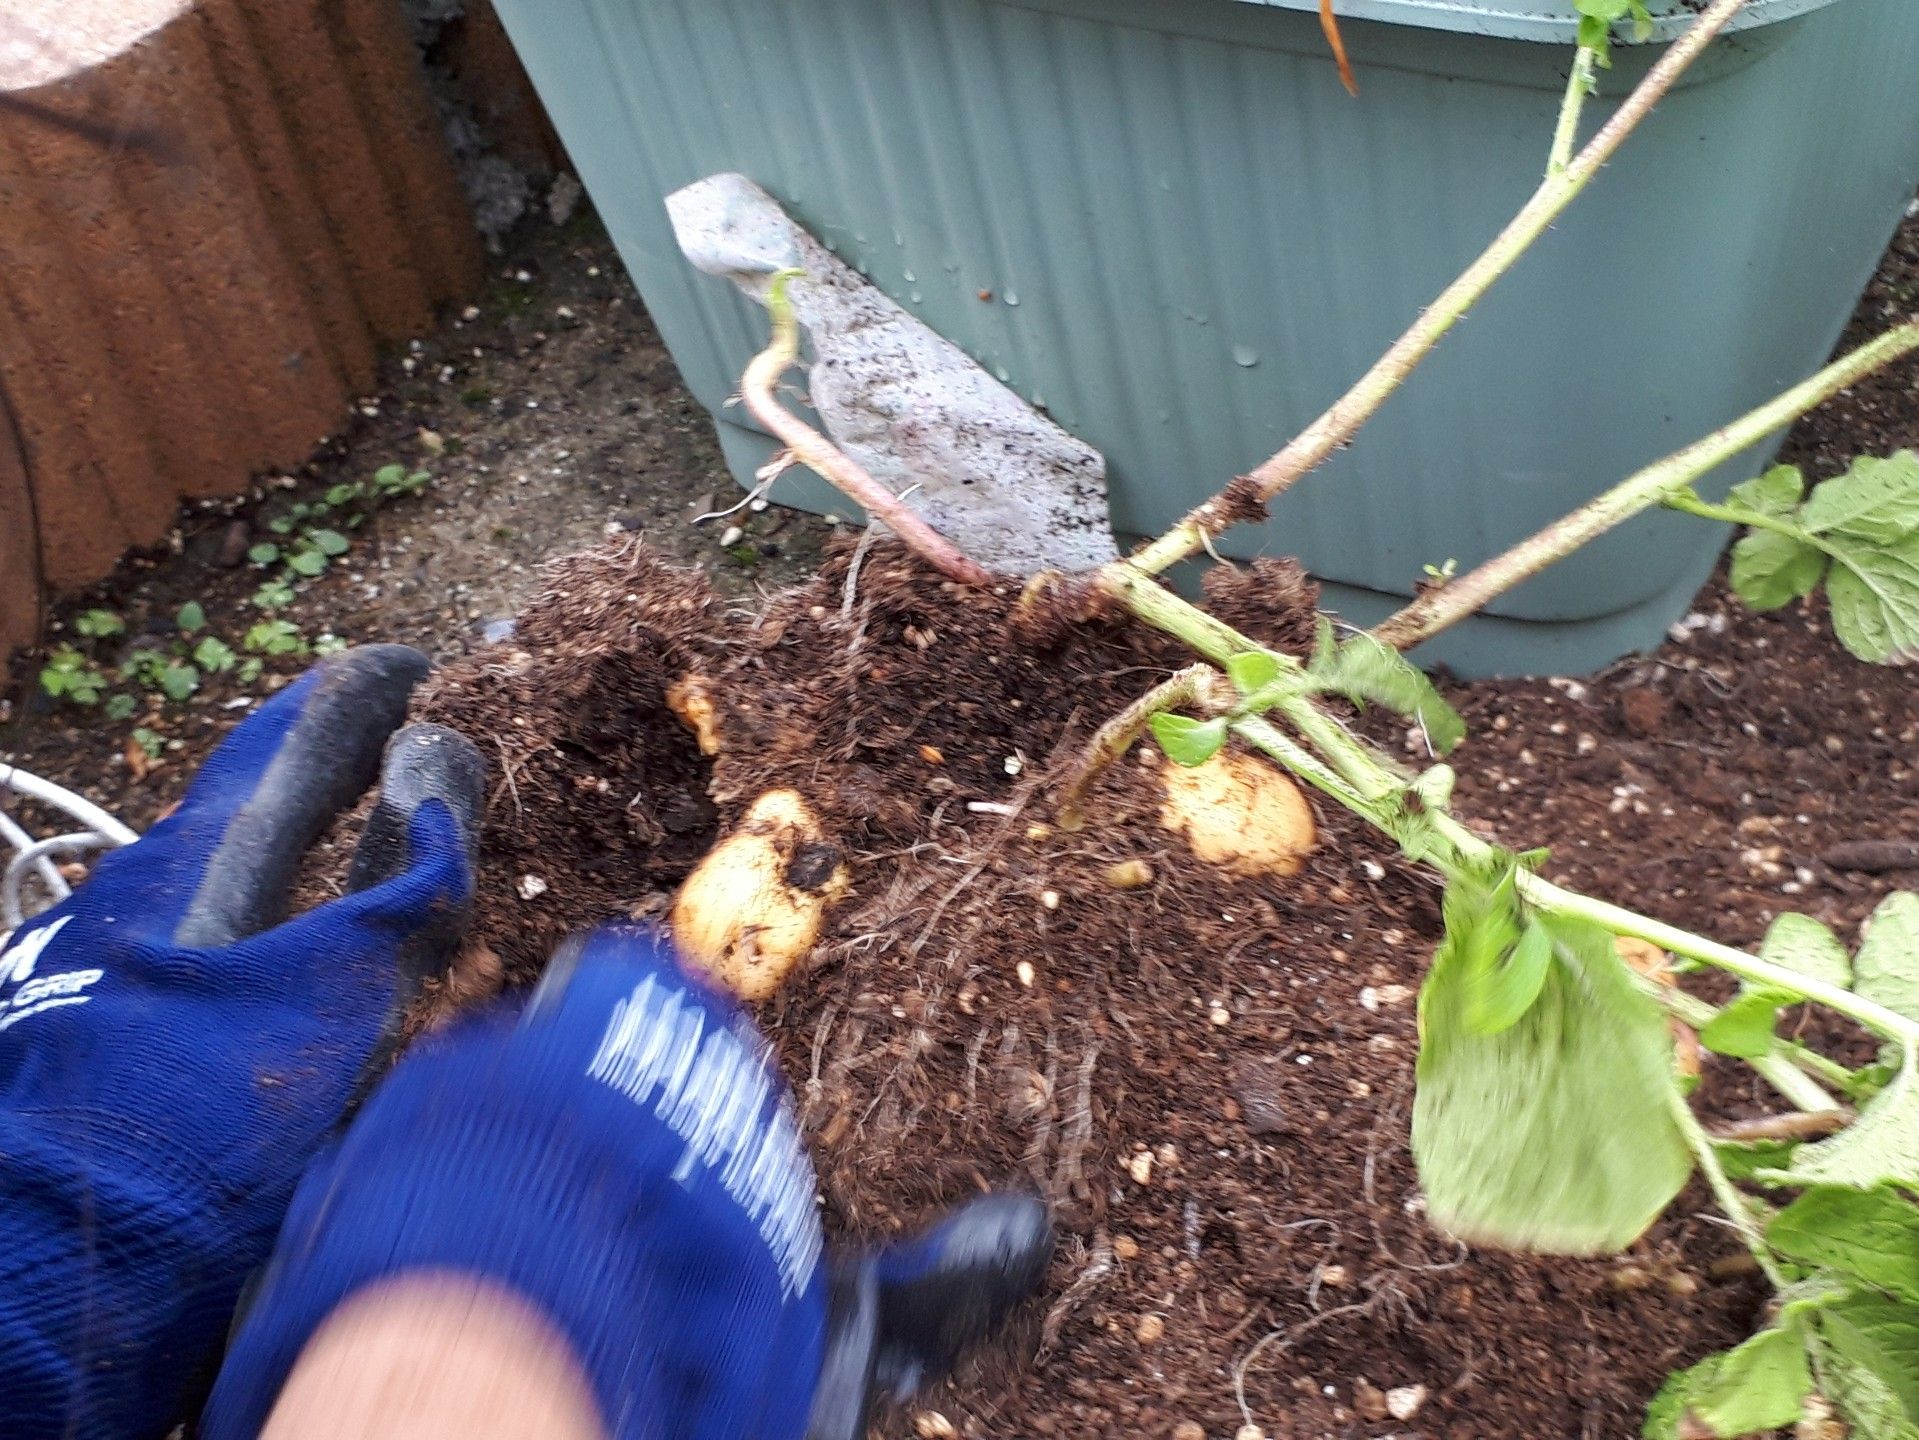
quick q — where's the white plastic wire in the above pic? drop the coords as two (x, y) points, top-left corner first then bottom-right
(0, 763), (138, 940)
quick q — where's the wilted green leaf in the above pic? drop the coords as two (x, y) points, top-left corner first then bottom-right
(1787, 1054), (1919, 1192)
(1430, 861), (1544, 1035)
(1149, 713), (1227, 769)
(1730, 529), (1827, 612)
(1855, 895), (1919, 1026)
(1768, 1186), (1919, 1304)
(1306, 618), (1465, 754)
(175, 601), (206, 634)
(1413, 907), (1690, 1254)
(1225, 650), (1283, 698)
(1642, 1326), (1813, 1439)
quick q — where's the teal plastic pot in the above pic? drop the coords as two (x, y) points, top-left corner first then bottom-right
(487, 0), (1919, 676)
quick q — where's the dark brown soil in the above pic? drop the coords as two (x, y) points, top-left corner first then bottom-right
(415, 537), (1787, 1440)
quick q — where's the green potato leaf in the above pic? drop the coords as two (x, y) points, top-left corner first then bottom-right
(1700, 988), (1792, 1060)
(1728, 464), (1808, 518)
(1786, 1053), (1919, 1192)
(1413, 906), (1690, 1254)
(1767, 1186), (1919, 1304)
(1855, 894), (1919, 1026)
(1801, 453), (1919, 664)
(1699, 914), (1847, 1059)
(1765, 912), (1854, 991)
(1224, 649), (1282, 698)
(1802, 452), (1919, 544)
(1715, 1136), (1800, 1183)
(1729, 529), (1827, 612)
(1815, 1293), (1919, 1439)
(1149, 713), (1227, 769)
(1826, 542), (1919, 666)
(1642, 1325), (1813, 1439)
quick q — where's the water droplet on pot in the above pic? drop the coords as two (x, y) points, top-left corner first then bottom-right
(1003, 291), (1020, 306)
(1233, 345), (1260, 368)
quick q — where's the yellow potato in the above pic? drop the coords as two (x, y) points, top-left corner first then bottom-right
(671, 789), (849, 1000)
(666, 674), (723, 756)
(1157, 750), (1316, 877)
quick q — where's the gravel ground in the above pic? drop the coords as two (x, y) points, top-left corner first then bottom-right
(1, 203), (833, 829)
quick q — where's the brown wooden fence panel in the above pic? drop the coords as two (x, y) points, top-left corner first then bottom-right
(0, 0), (485, 663)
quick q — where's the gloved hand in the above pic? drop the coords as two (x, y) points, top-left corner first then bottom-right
(0, 645), (484, 1440)
(203, 922), (1052, 1440)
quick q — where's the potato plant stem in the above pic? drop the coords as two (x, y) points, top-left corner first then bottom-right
(1513, 859), (1919, 1050)
(1547, 47), (1600, 177)
(1231, 714), (1392, 828)
(1666, 1084), (1789, 1288)
(1091, 562), (1919, 1052)
(740, 271), (992, 587)
(1371, 321), (1919, 651)
(1124, 0), (1754, 578)
(1055, 665), (1227, 831)
(1664, 490), (1840, 552)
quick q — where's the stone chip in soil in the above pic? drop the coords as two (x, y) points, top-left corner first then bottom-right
(409, 535), (1762, 1439)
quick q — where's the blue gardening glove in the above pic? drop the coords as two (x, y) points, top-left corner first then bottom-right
(0, 645), (483, 1440)
(203, 923), (1052, 1440)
